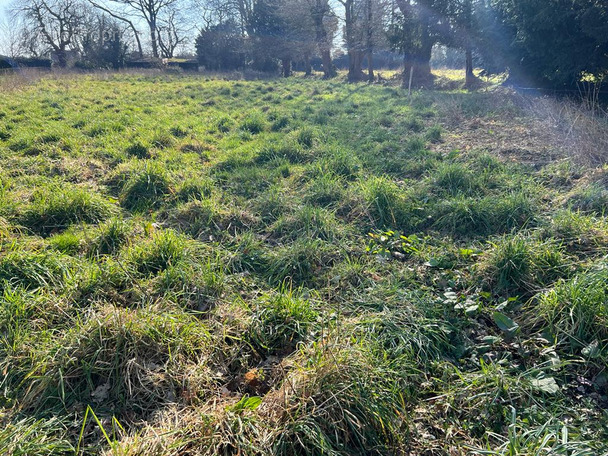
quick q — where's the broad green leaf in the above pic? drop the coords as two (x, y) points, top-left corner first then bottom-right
(493, 311), (520, 334)
(531, 376), (559, 394)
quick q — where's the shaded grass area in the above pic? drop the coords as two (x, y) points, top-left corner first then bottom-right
(0, 73), (607, 455)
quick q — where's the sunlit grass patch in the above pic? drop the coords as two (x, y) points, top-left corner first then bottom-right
(18, 183), (116, 236)
(0, 73), (607, 454)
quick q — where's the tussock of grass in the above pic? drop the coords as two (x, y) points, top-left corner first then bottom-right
(535, 265), (608, 354)
(0, 250), (72, 292)
(432, 191), (537, 237)
(267, 238), (337, 286)
(479, 234), (569, 296)
(155, 258), (225, 309)
(7, 306), (211, 415)
(270, 206), (343, 242)
(240, 111), (267, 134)
(176, 177), (214, 201)
(274, 342), (411, 455)
(567, 181), (608, 214)
(432, 162), (479, 196)
(125, 229), (191, 276)
(0, 417), (73, 455)
(18, 183), (115, 235)
(247, 288), (318, 355)
(120, 162), (174, 211)
(125, 141), (151, 159)
(361, 176), (421, 231)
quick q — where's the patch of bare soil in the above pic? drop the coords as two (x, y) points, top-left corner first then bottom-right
(432, 90), (608, 167)
(432, 115), (566, 167)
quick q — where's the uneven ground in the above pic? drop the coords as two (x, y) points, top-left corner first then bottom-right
(0, 72), (607, 455)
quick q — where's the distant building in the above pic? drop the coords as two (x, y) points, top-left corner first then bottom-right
(0, 56), (52, 71)
(0, 55), (19, 71)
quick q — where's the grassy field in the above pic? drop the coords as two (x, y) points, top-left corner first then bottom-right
(0, 72), (607, 455)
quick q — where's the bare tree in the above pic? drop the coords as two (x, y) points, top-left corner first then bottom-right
(0, 12), (25, 57)
(12, 0), (87, 67)
(191, 0), (254, 35)
(157, 7), (189, 57)
(87, 0), (143, 56)
(105, 0), (181, 58)
(338, 0), (367, 81)
(307, 0), (336, 78)
(278, 0), (317, 76)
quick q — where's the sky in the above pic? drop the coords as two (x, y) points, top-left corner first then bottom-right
(0, 1), (7, 20)
(0, 1), (8, 56)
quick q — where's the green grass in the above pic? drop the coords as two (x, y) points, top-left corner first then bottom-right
(0, 72), (607, 455)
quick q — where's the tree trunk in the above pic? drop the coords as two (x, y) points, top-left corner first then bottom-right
(344, 0), (363, 82)
(311, 2), (336, 79)
(304, 53), (312, 76)
(464, 44), (480, 88)
(463, 0), (479, 88)
(402, 55), (433, 89)
(320, 49), (335, 79)
(465, 48), (474, 85)
(56, 48), (67, 68)
(402, 32), (434, 87)
(133, 31), (143, 58)
(150, 20), (159, 58)
(348, 50), (364, 82)
(366, 0), (374, 82)
(282, 58), (291, 77)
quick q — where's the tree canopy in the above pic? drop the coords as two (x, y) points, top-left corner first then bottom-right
(2, 0), (607, 90)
